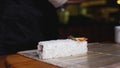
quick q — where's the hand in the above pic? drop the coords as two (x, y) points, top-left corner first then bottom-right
(49, 0), (68, 8)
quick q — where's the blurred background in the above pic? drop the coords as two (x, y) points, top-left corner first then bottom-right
(57, 0), (120, 43)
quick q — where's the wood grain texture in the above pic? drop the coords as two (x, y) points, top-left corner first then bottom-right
(0, 55), (8, 68)
(6, 54), (60, 68)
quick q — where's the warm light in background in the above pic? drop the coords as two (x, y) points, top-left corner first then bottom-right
(117, 0), (120, 4)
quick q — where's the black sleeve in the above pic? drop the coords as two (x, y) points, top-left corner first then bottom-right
(0, 0), (46, 55)
(0, 0), (59, 55)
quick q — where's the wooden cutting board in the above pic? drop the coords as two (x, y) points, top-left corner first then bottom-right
(5, 43), (120, 68)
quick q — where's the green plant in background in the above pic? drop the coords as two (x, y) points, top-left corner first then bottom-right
(66, 4), (79, 16)
(57, 7), (70, 25)
(57, 4), (93, 24)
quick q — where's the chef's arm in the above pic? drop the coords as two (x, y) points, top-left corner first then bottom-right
(49, 0), (68, 8)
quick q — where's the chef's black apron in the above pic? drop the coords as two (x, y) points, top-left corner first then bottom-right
(0, 0), (58, 55)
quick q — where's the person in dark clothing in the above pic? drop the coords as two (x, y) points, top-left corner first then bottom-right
(0, 0), (59, 55)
